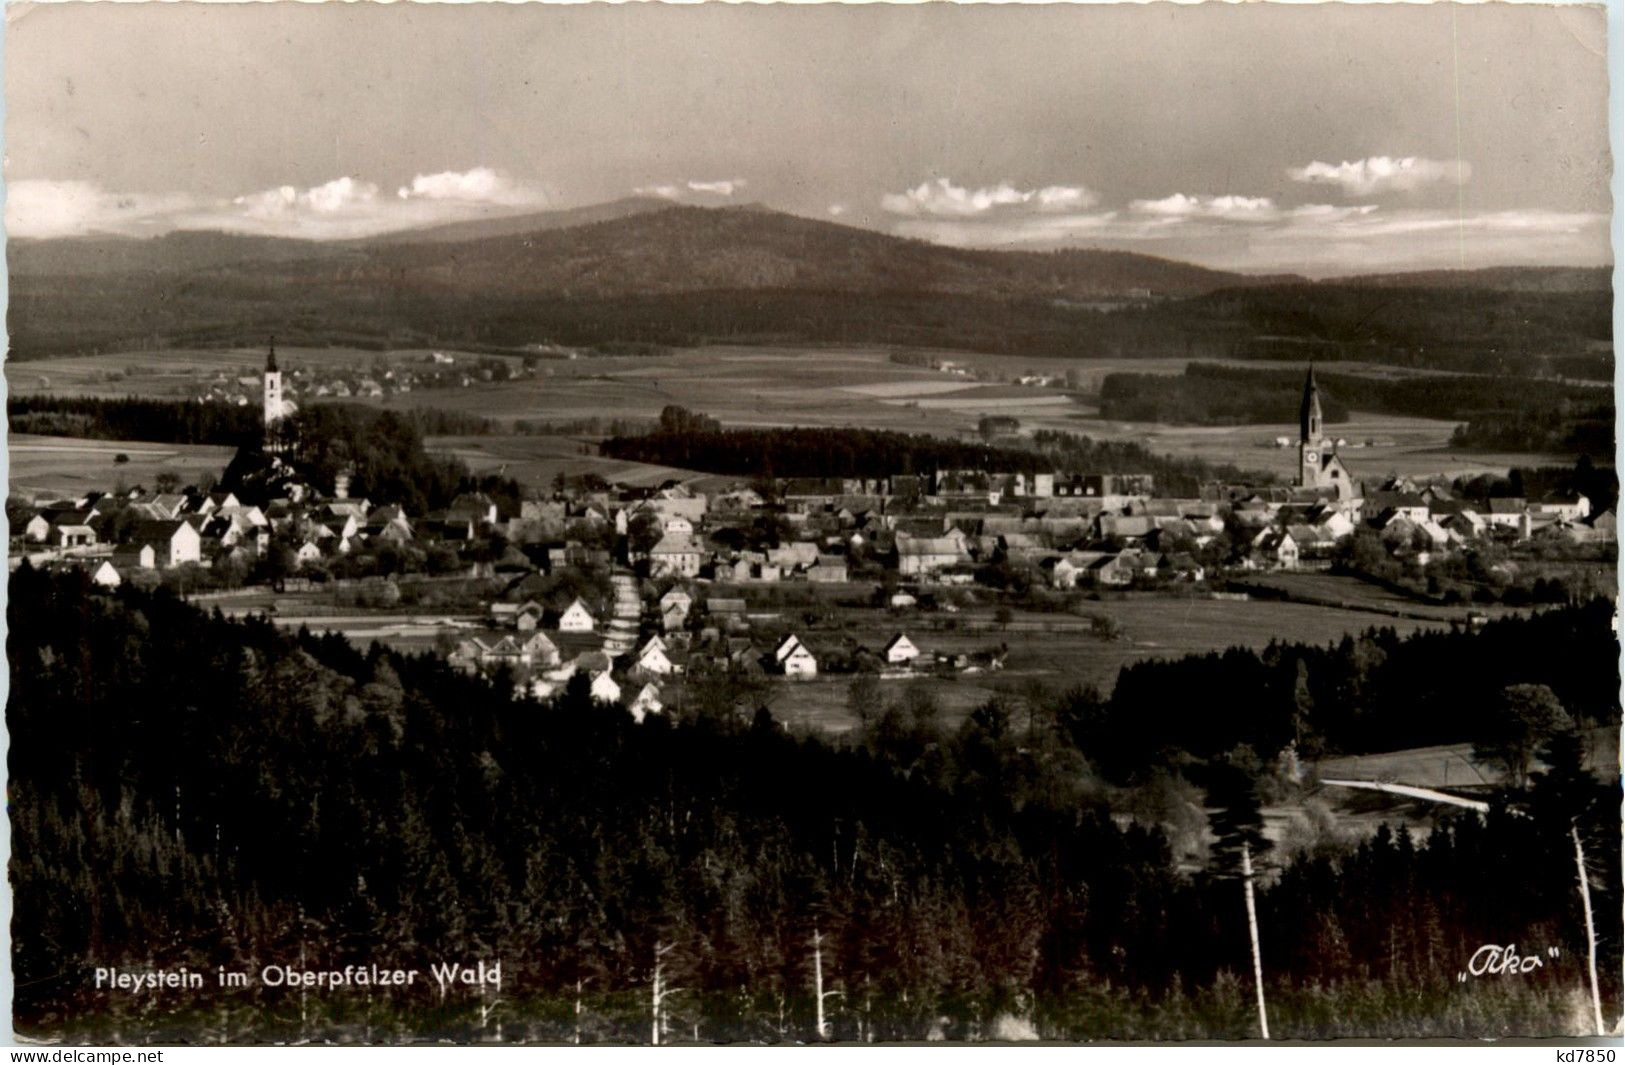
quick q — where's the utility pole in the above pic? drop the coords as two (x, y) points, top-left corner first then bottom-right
(1241, 841), (1270, 1041)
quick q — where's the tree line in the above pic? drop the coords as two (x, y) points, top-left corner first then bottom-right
(603, 411), (1269, 490)
(1097, 363), (1613, 453)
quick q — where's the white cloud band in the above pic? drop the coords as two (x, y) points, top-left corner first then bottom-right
(1288, 156), (1469, 196)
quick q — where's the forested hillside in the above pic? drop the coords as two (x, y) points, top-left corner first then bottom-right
(9, 571), (1619, 1041)
(8, 204), (1610, 375)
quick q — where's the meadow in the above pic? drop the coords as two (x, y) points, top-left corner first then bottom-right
(9, 433), (235, 499)
(9, 343), (1569, 485)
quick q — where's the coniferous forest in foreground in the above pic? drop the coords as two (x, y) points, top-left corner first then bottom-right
(8, 568), (1621, 1043)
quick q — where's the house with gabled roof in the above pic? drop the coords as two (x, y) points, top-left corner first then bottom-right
(557, 598), (596, 633)
(589, 672), (621, 705)
(19, 513), (51, 543)
(447, 492), (499, 526)
(882, 633), (920, 665)
(648, 533), (703, 578)
(131, 519), (202, 568)
(1251, 528), (1300, 569)
(628, 683), (663, 723)
(896, 535), (967, 577)
(632, 637), (675, 676)
(773, 634), (818, 678)
(520, 631), (561, 668)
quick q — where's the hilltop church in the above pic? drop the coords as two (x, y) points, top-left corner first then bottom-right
(1296, 366), (1355, 501)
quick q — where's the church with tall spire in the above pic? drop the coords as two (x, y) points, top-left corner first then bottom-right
(262, 338), (294, 454)
(1297, 365), (1354, 499)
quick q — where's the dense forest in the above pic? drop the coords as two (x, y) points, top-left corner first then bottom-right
(602, 410), (1267, 493)
(8, 395), (503, 449)
(1098, 364), (1615, 456)
(9, 570), (1620, 1042)
(235, 405), (521, 517)
(8, 395), (263, 447)
(1076, 598), (1619, 776)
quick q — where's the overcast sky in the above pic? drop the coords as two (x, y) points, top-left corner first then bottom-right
(4, 2), (1613, 275)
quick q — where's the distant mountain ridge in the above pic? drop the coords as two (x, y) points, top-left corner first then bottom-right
(11, 202), (1268, 299)
(6, 201), (1611, 371)
(360, 196), (674, 245)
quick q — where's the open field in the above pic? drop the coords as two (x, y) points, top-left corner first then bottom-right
(1316, 727), (1620, 791)
(9, 433), (236, 499)
(973, 595), (1453, 692)
(1073, 411), (1571, 482)
(9, 343), (1569, 487)
(718, 589), (1468, 734)
(425, 434), (726, 491)
(1232, 571), (1535, 622)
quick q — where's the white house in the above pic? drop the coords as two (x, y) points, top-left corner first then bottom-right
(520, 631), (561, 668)
(773, 634), (818, 678)
(558, 598), (596, 633)
(648, 534), (703, 578)
(882, 633), (920, 665)
(133, 520), (203, 568)
(295, 541), (324, 567)
(88, 560), (122, 588)
(632, 637), (674, 676)
(896, 535), (966, 577)
(628, 683), (664, 723)
(589, 672), (622, 704)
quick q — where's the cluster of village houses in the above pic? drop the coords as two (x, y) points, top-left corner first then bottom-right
(193, 350), (535, 408)
(9, 457), (1609, 722)
(8, 361), (1610, 720)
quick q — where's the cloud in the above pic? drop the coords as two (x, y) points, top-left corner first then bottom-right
(1218, 207), (1607, 276)
(893, 210), (1146, 247)
(9, 169), (553, 240)
(6, 179), (201, 238)
(885, 195), (1606, 276)
(1288, 156), (1469, 196)
(1131, 193), (1280, 222)
(234, 176), (381, 218)
(687, 179), (745, 196)
(880, 178), (1098, 217)
(397, 167), (506, 202)
(631, 178), (747, 201)
(827, 204), (848, 217)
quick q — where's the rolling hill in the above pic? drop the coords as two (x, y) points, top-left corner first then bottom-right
(5, 202), (1612, 377)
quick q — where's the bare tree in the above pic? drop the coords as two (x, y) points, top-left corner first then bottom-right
(650, 940), (683, 1045)
(812, 926), (842, 1041)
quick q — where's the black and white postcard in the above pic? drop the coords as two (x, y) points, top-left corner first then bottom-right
(4, 0), (1619, 1046)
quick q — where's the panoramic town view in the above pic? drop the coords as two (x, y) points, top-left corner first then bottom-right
(5, 1), (1619, 1047)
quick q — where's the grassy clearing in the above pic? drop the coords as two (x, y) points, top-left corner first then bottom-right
(8, 433), (236, 498)
(1234, 571), (1529, 622)
(424, 434), (722, 490)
